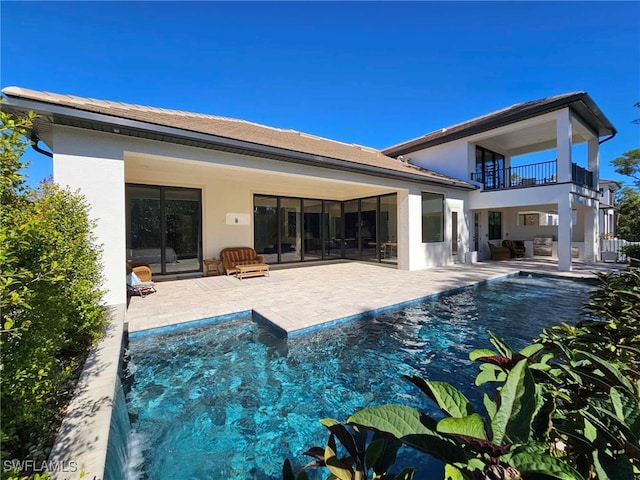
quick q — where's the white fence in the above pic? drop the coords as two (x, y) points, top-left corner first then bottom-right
(599, 238), (640, 262)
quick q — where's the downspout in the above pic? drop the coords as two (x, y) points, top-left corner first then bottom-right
(30, 134), (53, 158)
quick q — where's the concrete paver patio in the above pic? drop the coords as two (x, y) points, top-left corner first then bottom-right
(125, 259), (625, 335)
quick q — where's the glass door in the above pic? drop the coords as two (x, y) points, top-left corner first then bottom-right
(303, 199), (323, 261)
(279, 198), (302, 262)
(126, 184), (202, 275)
(379, 194), (397, 264)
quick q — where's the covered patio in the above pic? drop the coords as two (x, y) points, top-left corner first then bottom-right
(125, 259), (623, 335)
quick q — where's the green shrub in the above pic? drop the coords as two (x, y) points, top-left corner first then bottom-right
(621, 244), (640, 262)
(1, 109), (106, 467)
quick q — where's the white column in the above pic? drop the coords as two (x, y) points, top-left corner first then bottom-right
(397, 189), (411, 270)
(588, 137), (599, 189)
(584, 205), (598, 263)
(556, 109), (573, 183)
(557, 194), (573, 271)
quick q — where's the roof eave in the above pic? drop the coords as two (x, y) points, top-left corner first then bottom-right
(383, 92), (617, 157)
(1, 93), (477, 191)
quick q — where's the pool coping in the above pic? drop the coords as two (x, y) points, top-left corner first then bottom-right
(48, 304), (126, 480)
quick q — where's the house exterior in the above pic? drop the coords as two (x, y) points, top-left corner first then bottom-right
(2, 87), (616, 307)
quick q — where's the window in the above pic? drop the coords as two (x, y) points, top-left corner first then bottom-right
(475, 146), (505, 189)
(422, 192), (444, 242)
(488, 211), (502, 240)
(518, 213), (539, 226)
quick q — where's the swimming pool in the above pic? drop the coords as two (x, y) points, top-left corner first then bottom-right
(124, 274), (593, 479)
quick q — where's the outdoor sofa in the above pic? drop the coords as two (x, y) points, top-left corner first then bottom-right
(220, 247), (266, 276)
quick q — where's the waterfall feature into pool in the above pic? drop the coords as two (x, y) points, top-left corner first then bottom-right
(121, 274), (593, 479)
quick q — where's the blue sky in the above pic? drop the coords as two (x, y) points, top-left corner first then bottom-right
(2, 1), (639, 188)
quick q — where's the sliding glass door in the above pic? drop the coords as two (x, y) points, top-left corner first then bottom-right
(126, 184), (202, 275)
(253, 193), (397, 265)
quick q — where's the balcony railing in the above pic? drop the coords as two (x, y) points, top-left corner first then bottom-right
(571, 162), (594, 188)
(471, 160), (595, 191)
(471, 160), (557, 190)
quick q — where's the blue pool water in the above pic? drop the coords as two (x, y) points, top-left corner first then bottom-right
(124, 274), (593, 479)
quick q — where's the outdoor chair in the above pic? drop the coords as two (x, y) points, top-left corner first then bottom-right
(502, 240), (526, 258)
(488, 242), (511, 260)
(126, 263), (156, 297)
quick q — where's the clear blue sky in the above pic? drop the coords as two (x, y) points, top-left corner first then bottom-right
(2, 1), (639, 188)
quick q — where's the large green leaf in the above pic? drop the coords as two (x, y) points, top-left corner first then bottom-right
(491, 359), (537, 445)
(510, 451), (585, 480)
(489, 331), (516, 358)
(469, 348), (496, 361)
(592, 450), (635, 480)
(405, 378), (475, 418)
(519, 343), (544, 357)
(437, 413), (487, 440)
(320, 419), (360, 465)
(475, 363), (506, 386)
(347, 404), (466, 463)
(324, 441), (353, 480)
(610, 386), (640, 438)
(364, 433), (402, 475)
(574, 350), (635, 393)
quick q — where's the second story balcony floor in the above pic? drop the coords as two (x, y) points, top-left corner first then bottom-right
(471, 159), (595, 192)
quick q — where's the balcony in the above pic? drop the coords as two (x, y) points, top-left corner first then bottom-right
(471, 160), (594, 191)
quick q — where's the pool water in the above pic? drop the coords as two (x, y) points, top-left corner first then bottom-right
(124, 274), (593, 479)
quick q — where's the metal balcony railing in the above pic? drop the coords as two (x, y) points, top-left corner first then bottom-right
(471, 160), (557, 190)
(471, 160), (595, 191)
(571, 162), (594, 188)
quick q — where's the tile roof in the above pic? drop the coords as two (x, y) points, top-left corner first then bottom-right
(2, 86), (474, 189)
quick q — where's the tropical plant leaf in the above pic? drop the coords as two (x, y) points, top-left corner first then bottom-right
(404, 377), (475, 418)
(443, 463), (465, 480)
(347, 404), (466, 463)
(574, 350), (635, 393)
(324, 441), (353, 480)
(592, 450), (635, 480)
(520, 343), (544, 357)
(491, 359), (537, 445)
(610, 386), (640, 438)
(510, 451), (586, 480)
(320, 419), (360, 464)
(365, 433), (402, 476)
(488, 331), (516, 358)
(469, 348), (496, 361)
(483, 393), (497, 420)
(283, 459), (295, 480)
(437, 413), (487, 440)
(475, 363), (507, 386)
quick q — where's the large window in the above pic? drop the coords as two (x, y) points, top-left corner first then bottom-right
(488, 211), (502, 240)
(422, 192), (444, 242)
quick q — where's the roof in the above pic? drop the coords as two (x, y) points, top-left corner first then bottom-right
(1, 86), (475, 190)
(383, 92), (617, 157)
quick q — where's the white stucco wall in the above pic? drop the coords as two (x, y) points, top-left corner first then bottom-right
(53, 126), (127, 307)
